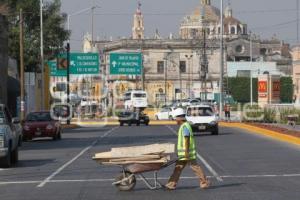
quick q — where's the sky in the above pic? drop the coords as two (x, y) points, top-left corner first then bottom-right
(60, 0), (300, 51)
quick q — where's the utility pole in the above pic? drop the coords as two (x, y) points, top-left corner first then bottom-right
(219, 0), (224, 118)
(66, 43), (71, 125)
(185, 54), (193, 98)
(164, 57), (168, 105)
(40, 0), (44, 110)
(250, 32), (253, 106)
(200, 1), (208, 102)
(19, 9), (25, 121)
(180, 70), (183, 101)
(297, 0), (299, 43)
(141, 53), (145, 90)
(91, 0), (95, 46)
(201, 27), (208, 101)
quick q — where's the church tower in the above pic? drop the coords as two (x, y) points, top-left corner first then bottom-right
(201, 0), (211, 5)
(132, 2), (144, 39)
(225, 1), (233, 18)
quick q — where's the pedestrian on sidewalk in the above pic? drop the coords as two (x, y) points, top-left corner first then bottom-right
(165, 108), (210, 190)
(224, 103), (231, 122)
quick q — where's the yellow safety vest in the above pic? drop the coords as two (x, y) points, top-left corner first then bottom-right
(177, 122), (196, 160)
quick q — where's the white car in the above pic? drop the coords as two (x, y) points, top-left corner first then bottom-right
(180, 99), (201, 107)
(155, 107), (178, 120)
(186, 105), (219, 135)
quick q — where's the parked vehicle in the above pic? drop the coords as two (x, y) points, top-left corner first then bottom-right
(155, 107), (177, 120)
(0, 104), (21, 168)
(118, 111), (150, 126)
(186, 105), (219, 135)
(23, 111), (62, 141)
(124, 90), (148, 110)
(180, 99), (201, 107)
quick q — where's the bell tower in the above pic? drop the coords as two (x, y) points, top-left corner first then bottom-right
(132, 2), (144, 39)
(225, 1), (233, 17)
(201, 0), (211, 5)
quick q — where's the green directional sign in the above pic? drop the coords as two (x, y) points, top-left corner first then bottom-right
(48, 53), (100, 76)
(47, 61), (66, 77)
(69, 53), (99, 74)
(110, 53), (142, 75)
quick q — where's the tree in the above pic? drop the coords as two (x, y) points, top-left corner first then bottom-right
(7, 0), (69, 72)
(227, 77), (258, 103)
(280, 77), (293, 103)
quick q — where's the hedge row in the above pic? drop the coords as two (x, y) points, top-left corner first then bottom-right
(227, 77), (293, 103)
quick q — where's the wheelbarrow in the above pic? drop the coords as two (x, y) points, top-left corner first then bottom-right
(110, 158), (178, 191)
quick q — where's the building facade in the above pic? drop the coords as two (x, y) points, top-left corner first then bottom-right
(82, 0), (292, 106)
(96, 39), (222, 106)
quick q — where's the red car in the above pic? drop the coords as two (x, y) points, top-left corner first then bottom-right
(23, 111), (62, 141)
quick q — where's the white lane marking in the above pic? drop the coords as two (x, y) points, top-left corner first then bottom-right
(0, 181), (40, 185)
(222, 174), (300, 178)
(2, 174), (300, 186)
(37, 127), (119, 188)
(196, 153), (223, 182)
(166, 125), (224, 182)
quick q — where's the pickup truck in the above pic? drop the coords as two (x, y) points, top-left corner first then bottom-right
(0, 104), (21, 168)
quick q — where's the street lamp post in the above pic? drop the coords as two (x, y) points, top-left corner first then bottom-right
(219, 0), (224, 118)
(66, 5), (100, 124)
(67, 5), (100, 46)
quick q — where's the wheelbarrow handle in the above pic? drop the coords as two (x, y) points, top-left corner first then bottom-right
(161, 157), (185, 168)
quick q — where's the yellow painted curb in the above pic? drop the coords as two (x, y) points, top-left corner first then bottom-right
(61, 124), (80, 129)
(220, 122), (300, 146)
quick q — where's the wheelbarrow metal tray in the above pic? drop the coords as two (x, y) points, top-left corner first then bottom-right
(126, 163), (164, 174)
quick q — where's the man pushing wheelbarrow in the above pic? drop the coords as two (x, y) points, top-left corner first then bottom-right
(92, 108), (210, 191)
(164, 108), (210, 190)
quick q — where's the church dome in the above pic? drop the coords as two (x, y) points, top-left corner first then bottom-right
(224, 16), (241, 25)
(180, 0), (248, 39)
(190, 4), (220, 23)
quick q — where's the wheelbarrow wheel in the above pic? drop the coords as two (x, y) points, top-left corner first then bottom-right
(115, 172), (136, 191)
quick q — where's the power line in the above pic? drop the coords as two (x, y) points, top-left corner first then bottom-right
(251, 19), (297, 30)
(69, 8), (299, 17)
(235, 8), (297, 14)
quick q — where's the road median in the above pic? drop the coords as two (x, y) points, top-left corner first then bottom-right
(220, 122), (300, 147)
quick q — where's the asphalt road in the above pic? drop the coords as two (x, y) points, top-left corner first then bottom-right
(0, 124), (300, 200)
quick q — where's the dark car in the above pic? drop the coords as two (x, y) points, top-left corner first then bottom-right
(118, 111), (150, 126)
(23, 112), (62, 141)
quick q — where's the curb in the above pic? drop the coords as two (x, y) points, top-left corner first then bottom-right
(220, 122), (300, 147)
(61, 124), (80, 129)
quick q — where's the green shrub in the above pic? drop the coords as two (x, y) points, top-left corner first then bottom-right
(280, 77), (293, 103)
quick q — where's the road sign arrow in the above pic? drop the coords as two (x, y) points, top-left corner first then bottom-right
(112, 61), (117, 68)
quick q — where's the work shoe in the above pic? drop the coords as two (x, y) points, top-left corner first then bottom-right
(200, 179), (210, 189)
(164, 183), (176, 190)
